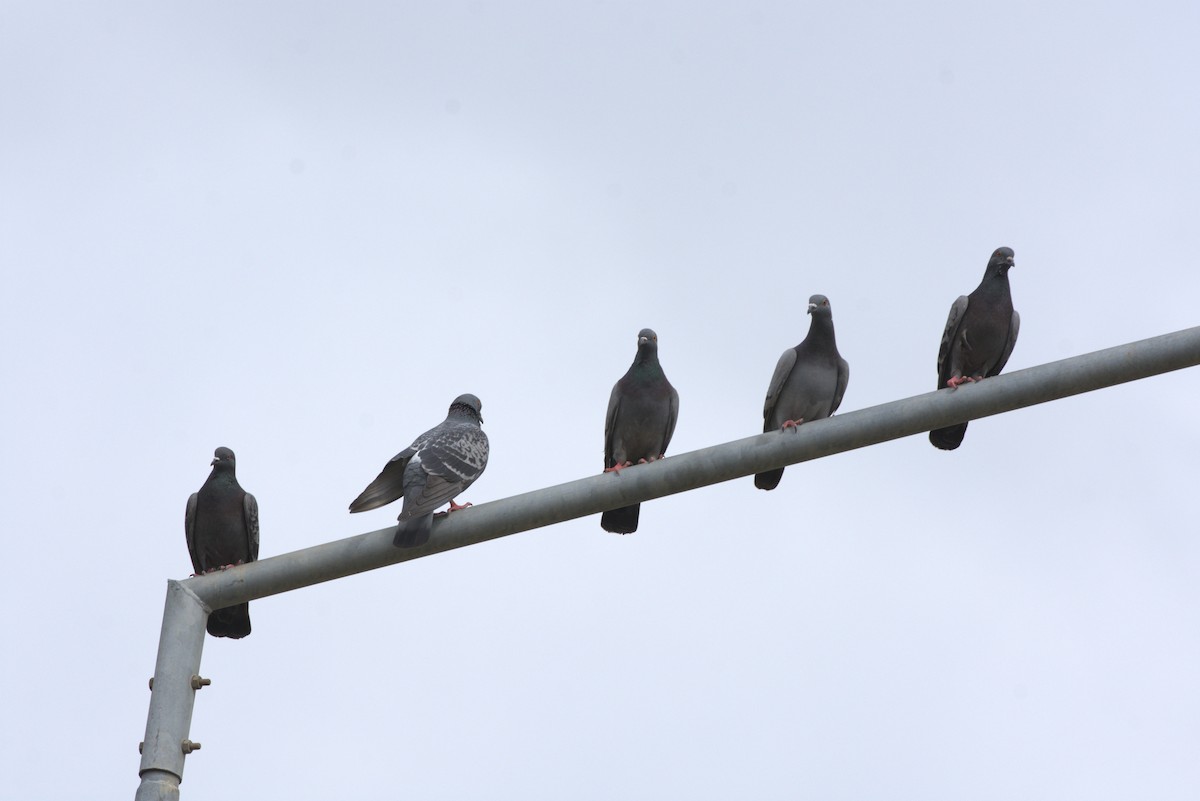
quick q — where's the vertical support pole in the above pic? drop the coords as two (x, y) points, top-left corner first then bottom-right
(135, 580), (208, 801)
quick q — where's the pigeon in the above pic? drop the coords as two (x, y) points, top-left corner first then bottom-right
(930, 246), (1020, 450)
(350, 393), (489, 548)
(185, 447), (260, 639)
(601, 328), (679, 534)
(754, 294), (850, 490)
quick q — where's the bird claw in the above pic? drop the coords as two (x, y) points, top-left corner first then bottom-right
(604, 461), (633, 474)
(435, 500), (473, 519)
(781, 418), (804, 430)
(946, 376), (978, 389)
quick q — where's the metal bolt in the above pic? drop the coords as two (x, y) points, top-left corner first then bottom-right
(181, 739), (202, 754)
(190, 675), (211, 690)
(148, 677), (154, 690)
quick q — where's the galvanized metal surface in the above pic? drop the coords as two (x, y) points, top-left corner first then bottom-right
(183, 325), (1200, 612)
(135, 325), (1200, 799)
(135, 581), (208, 801)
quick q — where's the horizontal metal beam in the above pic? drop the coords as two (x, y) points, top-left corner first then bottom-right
(187, 325), (1200, 612)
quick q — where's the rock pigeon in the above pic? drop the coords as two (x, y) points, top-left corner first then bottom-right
(930, 247), (1020, 450)
(601, 328), (679, 534)
(350, 393), (489, 548)
(185, 447), (260, 639)
(754, 294), (850, 490)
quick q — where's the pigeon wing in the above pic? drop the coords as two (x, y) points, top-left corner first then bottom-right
(244, 492), (260, 562)
(763, 348), (797, 426)
(418, 425), (489, 487)
(832, 355), (850, 414)
(990, 309), (1021, 377)
(349, 445), (419, 513)
(400, 426), (489, 519)
(603, 382), (622, 469)
(185, 492), (201, 575)
(662, 383), (680, 455)
(936, 295), (969, 388)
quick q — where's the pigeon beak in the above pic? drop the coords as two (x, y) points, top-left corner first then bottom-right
(1006, 256), (1014, 266)
(638, 336), (649, 345)
(807, 303), (816, 314)
(210, 458), (218, 466)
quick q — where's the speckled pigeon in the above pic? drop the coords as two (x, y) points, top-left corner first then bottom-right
(350, 393), (489, 548)
(930, 247), (1020, 450)
(601, 328), (679, 534)
(754, 294), (850, 490)
(185, 447), (260, 639)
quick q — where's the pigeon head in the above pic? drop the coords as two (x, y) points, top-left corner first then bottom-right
(988, 247), (1015, 276)
(450, 393), (484, 424)
(806, 294), (832, 317)
(634, 328), (660, 361)
(210, 447), (237, 470)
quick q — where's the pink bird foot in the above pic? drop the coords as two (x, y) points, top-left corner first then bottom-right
(604, 461), (633, 474)
(434, 499), (473, 519)
(946, 376), (977, 389)
(781, 418), (804, 430)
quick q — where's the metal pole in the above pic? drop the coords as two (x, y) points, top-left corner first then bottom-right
(136, 325), (1200, 799)
(186, 325), (1200, 612)
(135, 581), (208, 801)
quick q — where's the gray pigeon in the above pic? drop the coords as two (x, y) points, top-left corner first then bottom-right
(601, 328), (679, 534)
(754, 294), (850, 490)
(185, 447), (260, 639)
(930, 247), (1020, 450)
(350, 394), (489, 548)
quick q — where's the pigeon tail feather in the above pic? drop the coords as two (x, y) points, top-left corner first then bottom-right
(394, 514), (433, 548)
(207, 604), (251, 639)
(929, 423), (967, 451)
(601, 504), (640, 534)
(754, 468), (784, 491)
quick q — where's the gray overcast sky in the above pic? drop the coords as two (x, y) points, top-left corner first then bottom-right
(2, 2), (1199, 799)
